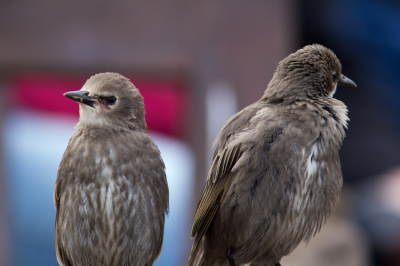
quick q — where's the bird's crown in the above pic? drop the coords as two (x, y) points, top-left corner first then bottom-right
(262, 44), (354, 103)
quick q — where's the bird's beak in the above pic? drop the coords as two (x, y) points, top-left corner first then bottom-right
(338, 74), (357, 87)
(63, 90), (98, 108)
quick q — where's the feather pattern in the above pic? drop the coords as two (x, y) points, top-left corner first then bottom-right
(189, 144), (242, 266)
(55, 129), (168, 266)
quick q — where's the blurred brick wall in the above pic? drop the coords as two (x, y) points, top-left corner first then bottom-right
(0, 1), (299, 264)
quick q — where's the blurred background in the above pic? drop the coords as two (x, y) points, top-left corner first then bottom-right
(0, 1), (399, 266)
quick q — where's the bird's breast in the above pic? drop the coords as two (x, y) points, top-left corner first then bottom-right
(286, 136), (342, 243)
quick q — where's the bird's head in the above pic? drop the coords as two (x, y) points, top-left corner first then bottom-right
(262, 44), (356, 103)
(64, 72), (146, 131)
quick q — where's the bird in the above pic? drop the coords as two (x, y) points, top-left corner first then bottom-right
(188, 44), (356, 266)
(54, 72), (169, 266)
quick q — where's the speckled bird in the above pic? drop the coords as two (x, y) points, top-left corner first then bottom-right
(55, 73), (169, 266)
(188, 44), (356, 266)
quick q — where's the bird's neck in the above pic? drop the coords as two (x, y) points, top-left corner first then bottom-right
(75, 122), (146, 137)
(316, 97), (349, 131)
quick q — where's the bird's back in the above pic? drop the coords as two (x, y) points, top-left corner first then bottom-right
(190, 98), (346, 265)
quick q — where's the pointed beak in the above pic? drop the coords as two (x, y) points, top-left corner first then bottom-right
(63, 90), (98, 108)
(338, 74), (357, 87)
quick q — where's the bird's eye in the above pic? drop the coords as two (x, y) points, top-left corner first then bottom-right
(106, 96), (117, 105)
(332, 73), (338, 81)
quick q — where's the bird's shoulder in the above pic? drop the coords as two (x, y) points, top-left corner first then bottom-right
(214, 100), (325, 151)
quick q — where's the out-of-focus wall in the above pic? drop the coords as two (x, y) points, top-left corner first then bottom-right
(0, 0), (299, 189)
(0, 1), (299, 265)
(0, 83), (11, 266)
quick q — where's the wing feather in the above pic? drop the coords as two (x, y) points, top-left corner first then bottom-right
(188, 144), (242, 266)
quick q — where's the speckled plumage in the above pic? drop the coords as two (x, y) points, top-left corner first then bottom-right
(55, 73), (169, 266)
(188, 44), (355, 266)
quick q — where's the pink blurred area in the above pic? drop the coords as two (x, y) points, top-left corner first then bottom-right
(8, 73), (190, 138)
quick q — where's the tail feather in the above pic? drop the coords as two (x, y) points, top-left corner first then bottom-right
(188, 250), (204, 266)
(197, 253), (204, 266)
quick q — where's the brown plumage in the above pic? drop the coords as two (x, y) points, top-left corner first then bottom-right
(188, 44), (356, 266)
(54, 73), (169, 266)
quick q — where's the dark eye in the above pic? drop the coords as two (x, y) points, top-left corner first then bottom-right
(106, 96), (117, 105)
(332, 73), (338, 81)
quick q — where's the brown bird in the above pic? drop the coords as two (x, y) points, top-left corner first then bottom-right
(188, 44), (356, 266)
(54, 73), (169, 266)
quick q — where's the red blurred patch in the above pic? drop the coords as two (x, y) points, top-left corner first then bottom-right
(8, 73), (189, 138)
